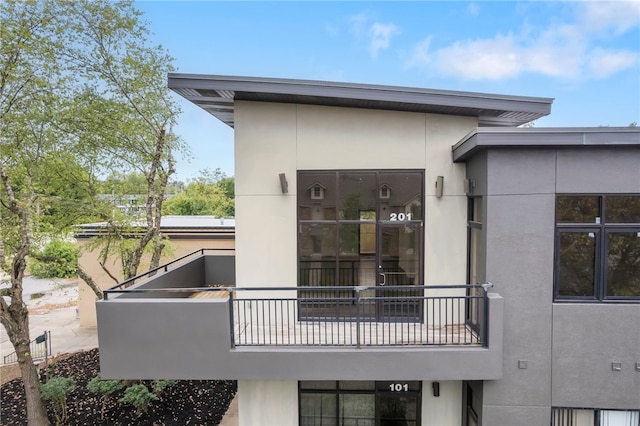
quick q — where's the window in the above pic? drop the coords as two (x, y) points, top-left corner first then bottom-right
(300, 381), (421, 426)
(552, 408), (640, 426)
(554, 195), (640, 301)
(297, 171), (424, 320)
(466, 198), (484, 330)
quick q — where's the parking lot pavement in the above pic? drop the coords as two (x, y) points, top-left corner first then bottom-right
(1, 274), (98, 360)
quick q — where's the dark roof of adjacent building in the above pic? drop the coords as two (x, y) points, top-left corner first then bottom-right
(452, 127), (640, 162)
(168, 74), (554, 128)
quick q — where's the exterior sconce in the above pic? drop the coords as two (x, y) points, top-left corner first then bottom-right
(435, 176), (444, 198)
(432, 381), (440, 397)
(279, 173), (288, 194)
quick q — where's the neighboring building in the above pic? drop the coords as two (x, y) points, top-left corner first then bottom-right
(76, 215), (234, 326)
(96, 76), (640, 426)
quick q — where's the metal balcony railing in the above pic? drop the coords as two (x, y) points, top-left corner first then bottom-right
(230, 284), (491, 348)
(103, 256), (492, 349)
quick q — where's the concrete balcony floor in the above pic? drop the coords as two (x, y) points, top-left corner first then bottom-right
(234, 320), (480, 347)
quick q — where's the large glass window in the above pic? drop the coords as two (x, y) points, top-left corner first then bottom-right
(552, 407), (640, 426)
(300, 381), (421, 426)
(298, 171), (424, 320)
(555, 195), (640, 301)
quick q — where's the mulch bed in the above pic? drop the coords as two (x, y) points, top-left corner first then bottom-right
(0, 349), (237, 425)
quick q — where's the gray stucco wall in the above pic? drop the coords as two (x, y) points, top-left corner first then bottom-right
(466, 145), (640, 424)
(113, 255), (235, 299)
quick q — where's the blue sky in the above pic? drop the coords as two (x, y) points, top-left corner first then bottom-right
(134, 1), (640, 182)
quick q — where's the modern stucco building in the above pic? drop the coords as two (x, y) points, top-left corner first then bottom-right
(96, 75), (640, 426)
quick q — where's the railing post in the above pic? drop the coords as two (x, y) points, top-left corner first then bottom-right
(356, 287), (361, 349)
(228, 291), (235, 348)
(481, 282), (493, 347)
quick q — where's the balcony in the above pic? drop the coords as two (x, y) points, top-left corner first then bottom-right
(97, 251), (503, 381)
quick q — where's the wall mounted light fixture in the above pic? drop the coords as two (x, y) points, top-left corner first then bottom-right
(279, 173), (288, 194)
(435, 176), (444, 198)
(432, 381), (440, 397)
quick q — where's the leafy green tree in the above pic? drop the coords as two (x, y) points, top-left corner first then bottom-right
(29, 240), (79, 279)
(1, 1), (182, 423)
(164, 169), (235, 217)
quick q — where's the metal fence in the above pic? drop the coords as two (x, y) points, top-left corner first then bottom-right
(231, 285), (491, 348)
(3, 330), (51, 364)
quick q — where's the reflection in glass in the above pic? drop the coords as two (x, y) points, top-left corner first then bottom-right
(300, 394), (337, 426)
(606, 196), (640, 223)
(339, 173), (376, 220)
(558, 232), (596, 297)
(339, 394), (375, 426)
(379, 172), (423, 221)
(339, 381), (375, 391)
(556, 196), (600, 223)
(607, 232), (640, 297)
(379, 394), (418, 426)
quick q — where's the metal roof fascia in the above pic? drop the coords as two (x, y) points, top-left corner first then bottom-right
(168, 74), (553, 123)
(452, 127), (640, 162)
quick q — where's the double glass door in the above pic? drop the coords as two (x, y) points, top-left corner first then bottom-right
(298, 171), (424, 322)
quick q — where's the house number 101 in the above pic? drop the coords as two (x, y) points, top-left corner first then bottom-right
(389, 383), (409, 392)
(389, 213), (412, 221)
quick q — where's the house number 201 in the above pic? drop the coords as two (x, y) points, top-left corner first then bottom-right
(389, 383), (409, 392)
(389, 213), (412, 221)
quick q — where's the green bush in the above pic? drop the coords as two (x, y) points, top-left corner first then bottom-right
(29, 240), (78, 278)
(152, 379), (176, 395)
(40, 376), (76, 425)
(87, 376), (123, 419)
(119, 384), (158, 416)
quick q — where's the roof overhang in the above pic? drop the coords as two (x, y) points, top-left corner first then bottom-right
(168, 74), (553, 128)
(452, 127), (640, 162)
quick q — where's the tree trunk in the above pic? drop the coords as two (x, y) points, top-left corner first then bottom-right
(7, 314), (51, 425)
(78, 267), (103, 299)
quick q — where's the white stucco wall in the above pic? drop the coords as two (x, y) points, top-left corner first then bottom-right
(234, 101), (477, 424)
(238, 380), (298, 426)
(422, 380), (463, 426)
(234, 101), (476, 290)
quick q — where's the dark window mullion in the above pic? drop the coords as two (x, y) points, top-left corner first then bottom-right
(595, 228), (604, 301)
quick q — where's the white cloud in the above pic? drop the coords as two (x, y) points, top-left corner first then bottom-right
(434, 36), (522, 80)
(349, 13), (399, 58)
(577, 1), (640, 35)
(405, 2), (639, 81)
(368, 23), (399, 58)
(588, 48), (639, 78)
(467, 3), (480, 17)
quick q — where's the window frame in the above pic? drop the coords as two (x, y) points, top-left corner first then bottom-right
(554, 194), (640, 303)
(299, 381), (422, 426)
(552, 407), (640, 426)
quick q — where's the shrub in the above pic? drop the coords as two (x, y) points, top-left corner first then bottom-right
(40, 376), (76, 425)
(153, 379), (176, 395)
(29, 240), (78, 278)
(87, 376), (123, 419)
(119, 384), (158, 416)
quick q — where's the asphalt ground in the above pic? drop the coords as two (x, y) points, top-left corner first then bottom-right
(0, 274), (98, 361)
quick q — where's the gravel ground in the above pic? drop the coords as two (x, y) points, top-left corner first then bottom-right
(0, 349), (237, 425)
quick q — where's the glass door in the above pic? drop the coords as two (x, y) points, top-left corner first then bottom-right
(377, 223), (422, 322)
